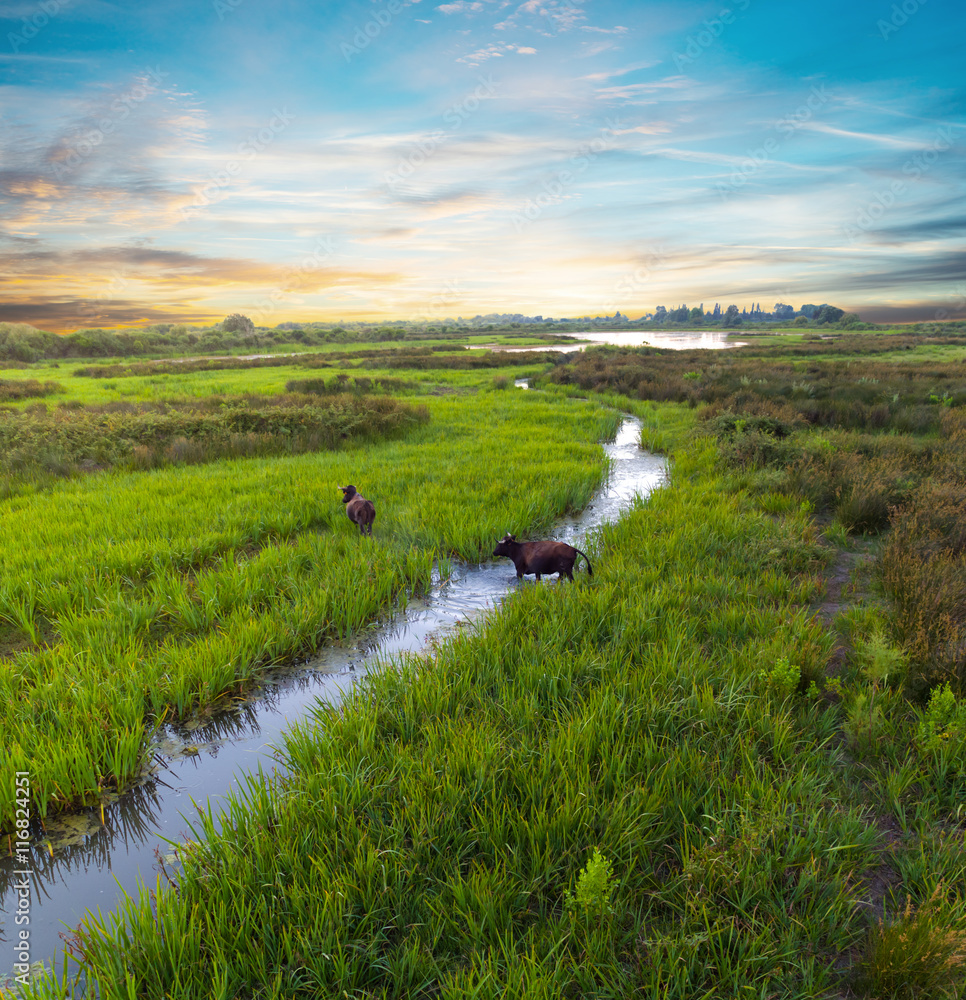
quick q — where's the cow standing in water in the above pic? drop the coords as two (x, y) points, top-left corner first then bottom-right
(339, 485), (376, 536)
(492, 533), (593, 581)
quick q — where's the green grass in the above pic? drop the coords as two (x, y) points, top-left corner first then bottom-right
(20, 426), (911, 1000)
(0, 391), (617, 827)
(6, 336), (966, 998)
(0, 356), (555, 409)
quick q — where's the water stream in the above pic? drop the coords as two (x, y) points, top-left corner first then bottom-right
(1, 413), (666, 985)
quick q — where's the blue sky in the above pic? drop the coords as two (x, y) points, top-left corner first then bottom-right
(1, 0), (963, 330)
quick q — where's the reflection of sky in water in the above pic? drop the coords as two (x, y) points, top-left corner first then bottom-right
(484, 330), (748, 352)
(0, 418), (666, 984)
(573, 330), (748, 351)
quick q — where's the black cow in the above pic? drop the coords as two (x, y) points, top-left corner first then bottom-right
(492, 533), (593, 581)
(339, 484), (376, 536)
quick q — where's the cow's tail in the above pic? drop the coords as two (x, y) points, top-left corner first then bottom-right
(574, 547), (593, 577)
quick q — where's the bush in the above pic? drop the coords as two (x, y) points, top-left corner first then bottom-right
(0, 393), (431, 488)
(857, 885), (966, 999)
(222, 314), (255, 336)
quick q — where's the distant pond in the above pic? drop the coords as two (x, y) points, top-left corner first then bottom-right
(474, 330), (749, 352)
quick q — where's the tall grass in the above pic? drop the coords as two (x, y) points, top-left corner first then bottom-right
(0, 392), (616, 829)
(20, 428), (908, 999)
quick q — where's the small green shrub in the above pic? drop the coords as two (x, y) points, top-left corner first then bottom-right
(917, 684), (966, 755)
(844, 690), (888, 752)
(854, 630), (908, 690)
(564, 847), (617, 917)
(759, 655), (801, 697)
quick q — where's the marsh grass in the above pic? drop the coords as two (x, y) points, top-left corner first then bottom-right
(0, 391), (429, 492)
(0, 392), (616, 827)
(20, 427), (895, 1000)
(548, 343), (966, 690)
(857, 885), (966, 999)
(0, 378), (64, 402)
(6, 338), (966, 997)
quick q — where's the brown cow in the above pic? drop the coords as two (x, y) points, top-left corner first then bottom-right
(339, 484), (376, 536)
(492, 533), (593, 581)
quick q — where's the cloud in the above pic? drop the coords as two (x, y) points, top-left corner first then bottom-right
(796, 121), (929, 150)
(1, 73), (207, 232)
(0, 298), (218, 330)
(865, 215), (966, 243)
(582, 60), (661, 82)
(436, 0), (486, 12)
(0, 245), (411, 330)
(852, 303), (966, 323)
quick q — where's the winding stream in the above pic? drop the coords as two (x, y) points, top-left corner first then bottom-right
(1, 413), (666, 985)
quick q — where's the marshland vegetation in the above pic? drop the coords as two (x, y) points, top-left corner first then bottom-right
(2, 324), (966, 998)
(0, 382), (616, 828)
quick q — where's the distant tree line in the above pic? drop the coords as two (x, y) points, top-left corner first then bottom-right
(647, 302), (855, 328)
(0, 302), (896, 365)
(0, 318), (442, 364)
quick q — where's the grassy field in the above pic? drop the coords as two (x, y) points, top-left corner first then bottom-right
(0, 384), (617, 827)
(3, 328), (966, 998)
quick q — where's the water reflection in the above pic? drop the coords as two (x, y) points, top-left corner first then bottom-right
(483, 330), (748, 352)
(0, 417), (666, 983)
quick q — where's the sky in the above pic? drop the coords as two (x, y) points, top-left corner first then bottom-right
(0, 0), (964, 332)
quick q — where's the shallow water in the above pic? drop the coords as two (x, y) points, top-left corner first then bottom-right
(0, 415), (666, 985)
(476, 330), (749, 352)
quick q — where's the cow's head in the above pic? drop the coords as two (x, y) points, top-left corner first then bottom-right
(493, 532), (517, 557)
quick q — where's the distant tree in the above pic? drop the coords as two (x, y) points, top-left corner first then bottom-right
(654, 306), (668, 323)
(222, 313), (255, 336)
(815, 305), (845, 325)
(773, 303), (795, 320)
(839, 312), (861, 328)
(794, 315), (809, 326)
(689, 306), (704, 323)
(800, 304), (820, 319)
(669, 304), (689, 323)
(723, 304), (742, 327)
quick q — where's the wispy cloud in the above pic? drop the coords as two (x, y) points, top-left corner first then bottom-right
(1, 0), (963, 328)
